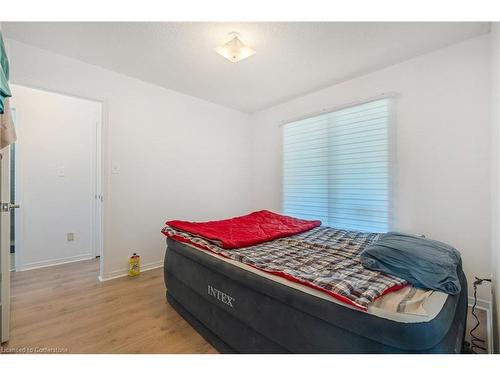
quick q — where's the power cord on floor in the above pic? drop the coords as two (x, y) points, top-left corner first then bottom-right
(467, 277), (491, 354)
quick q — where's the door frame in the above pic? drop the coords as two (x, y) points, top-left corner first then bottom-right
(1, 146), (11, 343)
(9, 83), (108, 281)
(92, 111), (104, 260)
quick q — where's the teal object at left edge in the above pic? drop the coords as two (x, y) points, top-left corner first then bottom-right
(0, 31), (12, 114)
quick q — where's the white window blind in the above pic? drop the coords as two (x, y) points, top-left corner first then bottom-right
(282, 98), (393, 233)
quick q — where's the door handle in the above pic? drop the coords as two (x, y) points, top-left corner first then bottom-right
(1, 203), (19, 212)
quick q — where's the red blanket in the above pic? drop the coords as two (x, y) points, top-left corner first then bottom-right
(165, 210), (321, 249)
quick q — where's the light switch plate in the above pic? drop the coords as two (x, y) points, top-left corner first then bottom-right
(67, 233), (75, 241)
(57, 167), (65, 177)
(111, 162), (120, 174)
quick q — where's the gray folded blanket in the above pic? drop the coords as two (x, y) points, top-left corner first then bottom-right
(360, 232), (462, 295)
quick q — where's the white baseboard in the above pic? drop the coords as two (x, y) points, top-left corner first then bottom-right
(17, 253), (95, 272)
(468, 297), (493, 354)
(468, 297), (490, 310)
(98, 260), (163, 282)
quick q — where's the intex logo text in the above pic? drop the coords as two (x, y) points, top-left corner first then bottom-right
(207, 285), (235, 308)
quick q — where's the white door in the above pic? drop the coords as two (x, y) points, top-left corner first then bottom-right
(0, 145), (15, 343)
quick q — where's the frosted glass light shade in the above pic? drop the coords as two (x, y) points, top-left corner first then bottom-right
(215, 33), (255, 63)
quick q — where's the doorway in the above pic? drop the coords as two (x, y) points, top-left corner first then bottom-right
(10, 85), (103, 273)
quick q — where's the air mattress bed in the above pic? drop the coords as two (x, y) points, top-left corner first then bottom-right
(164, 237), (468, 353)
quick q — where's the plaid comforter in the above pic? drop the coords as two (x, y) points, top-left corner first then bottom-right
(162, 225), (407, 310)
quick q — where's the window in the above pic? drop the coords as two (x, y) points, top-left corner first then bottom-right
(282, 98), (393, 233)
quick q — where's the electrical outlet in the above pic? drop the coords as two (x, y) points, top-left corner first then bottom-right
(67, 233), (75, 242)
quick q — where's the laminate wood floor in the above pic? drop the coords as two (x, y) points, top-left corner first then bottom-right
(1, 258), (489, 354)
(2, 258), (217, 354)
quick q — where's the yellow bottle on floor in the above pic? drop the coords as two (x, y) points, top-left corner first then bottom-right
(128, 253), (140, 277)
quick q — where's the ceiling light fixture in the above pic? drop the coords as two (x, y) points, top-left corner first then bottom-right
(215, 32), (255, 63)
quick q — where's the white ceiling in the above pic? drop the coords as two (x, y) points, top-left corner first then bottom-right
(2, 22), (490, 113)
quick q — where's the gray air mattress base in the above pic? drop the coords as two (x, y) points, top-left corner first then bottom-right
(164, 238), (468, 354)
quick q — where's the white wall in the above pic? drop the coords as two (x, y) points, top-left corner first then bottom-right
(11, 85), (101, 270)
(250, 35), (492, 301)
(5, 39), (253, 280)
(490, 23), (500, 353)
